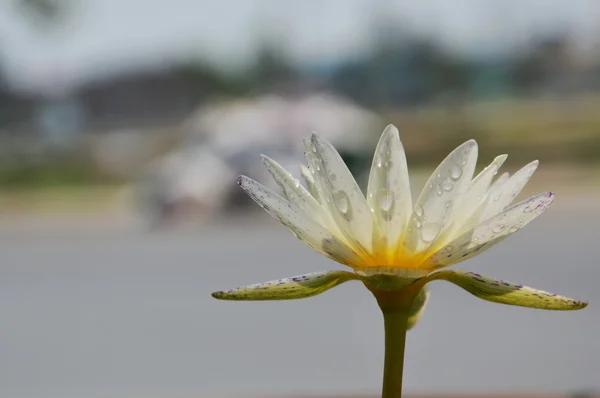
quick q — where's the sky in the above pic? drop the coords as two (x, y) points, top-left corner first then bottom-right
(0, 0), (599, 94)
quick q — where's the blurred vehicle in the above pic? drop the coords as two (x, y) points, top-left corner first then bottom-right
(137, 92), (383, 226)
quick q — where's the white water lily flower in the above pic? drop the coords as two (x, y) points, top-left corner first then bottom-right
(213, 125), (587, 321)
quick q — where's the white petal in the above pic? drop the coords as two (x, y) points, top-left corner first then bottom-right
(237, 176), (366, 266)
(402, 140), (478, 256)
(367, 125), (412, 253)
(482, 160), (538, 220)
(442, 155), (507, 240)
(300, 164), (320, 202)
(490, 171), (510, 191)
(261, 155), (324, 221)
(307, 134), (375, 253)
(427, 191), (554, 269)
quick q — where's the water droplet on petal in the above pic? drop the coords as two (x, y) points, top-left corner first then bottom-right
(493, 195), (500, 201)
(329, 173), (337, 182)
(333, 190), (353, 220)
(415, 205), (424, 217)
(421, 222), (439, 242)
(445, 245), (453, 251)
(508, 225), (519, 233)
(413, 218), (422, 228)
(436, 184), (443, 196)
(450, 165), (463, 180)
(378, 189), (394, 212)
(442, 181), (453, 191)
(375, 153), (383, 167)
(492, 225), (505, 233)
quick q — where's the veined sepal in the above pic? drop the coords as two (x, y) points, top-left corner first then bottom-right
(212, 270), (361, 301)
(425, 270), (587, 310)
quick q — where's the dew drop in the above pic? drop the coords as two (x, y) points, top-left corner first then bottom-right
(294, 180), (301, 188)
(442, 181), (453, 191)
(333, 191), (352, 219)
(492, 224), (505, 233)
(413, 218), (422, 228)
(493, 194), (500, 201)
(450, 165), (463, 180)
(508, 225), (519, 233)
(329, 173), (337, 182)
(420, 222), (439, 242)
(436, 184), (443, 196)
(375, 153), (383, 167)
(415, 205), (424, 217)
(445, 245), (453, 252)
(378, 189), (394, 212)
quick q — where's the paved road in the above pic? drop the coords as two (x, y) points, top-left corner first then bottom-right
(1, 209), (598, 398)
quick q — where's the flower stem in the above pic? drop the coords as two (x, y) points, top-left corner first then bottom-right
(369, 285), (420, 398)
(381, 310), (408, 398)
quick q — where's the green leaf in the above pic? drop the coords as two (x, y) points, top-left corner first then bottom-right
(426, 270), (587, 310)
(212, 270), (360, 301)
(406, 287), (430, 330)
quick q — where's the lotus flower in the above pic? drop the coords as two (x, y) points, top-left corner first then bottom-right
(213, 125), (587, 398)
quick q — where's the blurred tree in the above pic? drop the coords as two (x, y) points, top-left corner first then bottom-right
(15, 0), (71, 28)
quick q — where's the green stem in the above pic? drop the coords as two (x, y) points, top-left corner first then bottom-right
(381, 310), (408, 398)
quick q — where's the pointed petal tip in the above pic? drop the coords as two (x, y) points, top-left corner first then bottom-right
(383, 124), (399, 135)
(236, 175), (244, 186)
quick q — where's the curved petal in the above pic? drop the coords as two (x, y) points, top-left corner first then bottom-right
(425, 270), (587, 310)
(367, 125), (412, 255)
(307, 133), (375, 253)
(427, 191), (554, 269)
(300, 164), (320, 202)
(402, 140), (478, 256)
(445, 155), (508, 238)
(237, 175), (366, 266)
(261, 155), (331, 228)
(490, 171), (510, 191)
(212, 270), (361, 301)
(482, 160), (539, 220)
(407, 287), (430, 330)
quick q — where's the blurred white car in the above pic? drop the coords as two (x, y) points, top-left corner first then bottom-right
(138, 92), (382, 225)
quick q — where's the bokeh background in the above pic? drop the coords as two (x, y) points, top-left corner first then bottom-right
(1, 1), (599, 397)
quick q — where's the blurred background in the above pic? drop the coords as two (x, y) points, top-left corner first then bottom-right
(1, 1), (599, 397)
